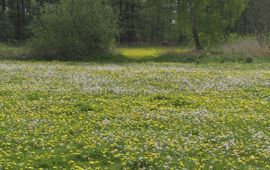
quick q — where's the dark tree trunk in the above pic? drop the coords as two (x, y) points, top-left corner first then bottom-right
(1, 0), (6, 12)
(21, 0), (25, 25)
(192, 22), (203, 51)
(119, 0), (124, 43)
(16, 1), (21, 40)
(124, 0), (129, 43)
(119, 0), (122, 16)
(130, 2), (135, 42)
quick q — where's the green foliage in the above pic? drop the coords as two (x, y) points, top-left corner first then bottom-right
(177, 0), (247, 47)
(140, 0), (179, 43)
(30, 0), (118, 58)
(0, 0), (259, 49)
(237, 0), (270, 35)
(0, 14), (15, 41)
(1, 0), (32, 40)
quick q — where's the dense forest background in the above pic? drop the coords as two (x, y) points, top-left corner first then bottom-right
(0, 0), (270, 53)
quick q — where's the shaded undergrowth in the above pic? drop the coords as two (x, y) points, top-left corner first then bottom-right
(0, 43), (270, 63)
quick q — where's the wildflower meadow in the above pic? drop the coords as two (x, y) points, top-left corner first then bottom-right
(0, 61), (269, 169)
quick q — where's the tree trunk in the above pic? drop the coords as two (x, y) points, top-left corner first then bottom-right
(124, 0), (129, 43)
(130, 2), (135, 42)
(119, 0), (123, 17)
(16, 1), (21, 40)
(1, 0), (6, 12)
(119, 0), (124, 43)
(192, 22), (203, 51)
(21, 0), (25, 24)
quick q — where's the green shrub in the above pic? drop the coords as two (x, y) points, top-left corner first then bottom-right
(245, 57), (254, 63)
(30, 0), (118, 59)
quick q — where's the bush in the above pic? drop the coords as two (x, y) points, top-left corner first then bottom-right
(30, 0), (118, 58)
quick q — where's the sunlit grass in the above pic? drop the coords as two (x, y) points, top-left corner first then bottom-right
(0, 44), (192, 61)
(118, 46), (190, 58)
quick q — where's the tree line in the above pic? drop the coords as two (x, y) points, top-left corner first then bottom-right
(0, 0), (270, 53)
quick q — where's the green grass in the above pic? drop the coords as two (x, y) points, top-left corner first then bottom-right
(0, 43), (30, 58)
(2, 43), (269, 63)
(117, 47), (270, 63)
(118, 46), (190, 59)
(0, 60), (269, 169)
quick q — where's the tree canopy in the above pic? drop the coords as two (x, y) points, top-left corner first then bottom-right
(1, 0), (269, 53)
(30, 0), (118, 57)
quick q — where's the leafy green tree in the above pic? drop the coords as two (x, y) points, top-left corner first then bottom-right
(30, 0), (118, 58)
(141, 0), (179, 43)
(0, 0), (13, 41)
(177, 0), (247, 50)
(7, 0), (32, 40)
(108, 0), (144, 43)
(237, 0), (270, 46)
(0, 0), (255, 48)
(108, 0), (181, 44)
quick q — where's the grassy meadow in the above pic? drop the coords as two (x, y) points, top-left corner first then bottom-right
(0, 46), (270, 169)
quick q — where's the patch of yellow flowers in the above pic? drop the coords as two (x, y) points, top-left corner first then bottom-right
(0, 61), (269, 169)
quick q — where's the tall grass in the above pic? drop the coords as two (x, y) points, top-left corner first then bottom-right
(1, 39), (270, 63)
(0, 43), (31, 58)
(219, 36), (270, 57)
